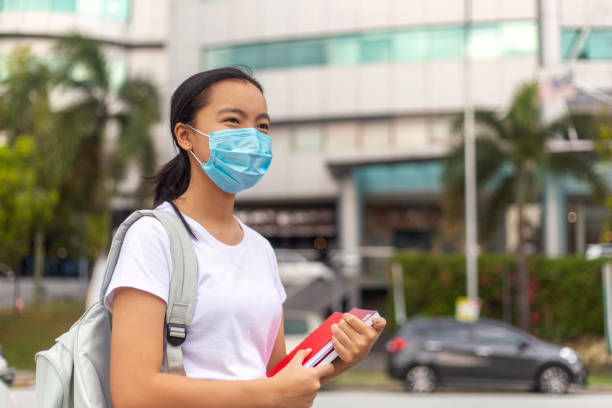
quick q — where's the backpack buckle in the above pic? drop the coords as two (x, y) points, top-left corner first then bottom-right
(166, 323), (187, 346)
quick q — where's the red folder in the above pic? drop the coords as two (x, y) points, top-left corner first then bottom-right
(267, 308), (380, 377)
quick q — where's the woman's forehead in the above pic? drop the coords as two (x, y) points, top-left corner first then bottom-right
(207, 79), (267, 112)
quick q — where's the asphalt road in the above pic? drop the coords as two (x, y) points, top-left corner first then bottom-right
(10, 388), (612, 408)
(314, 390), (612, 408)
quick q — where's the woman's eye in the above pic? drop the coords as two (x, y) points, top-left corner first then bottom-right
(225, 117), (239, 124)
(258, 123), (270, 130)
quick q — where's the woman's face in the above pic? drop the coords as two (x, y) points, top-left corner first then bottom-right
(176, 79), (269, 163)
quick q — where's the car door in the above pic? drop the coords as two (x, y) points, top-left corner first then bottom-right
(470, 323), (537, 382)
(423, 322), (481, 382)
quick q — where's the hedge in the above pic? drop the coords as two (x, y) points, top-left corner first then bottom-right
(388, 252), (608, 342)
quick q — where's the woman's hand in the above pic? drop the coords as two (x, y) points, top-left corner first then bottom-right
(331, 314), (387, 365)
(270, 348), (335, 408)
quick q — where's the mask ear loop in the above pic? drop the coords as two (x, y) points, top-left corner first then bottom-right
(183, 123), (210, 165)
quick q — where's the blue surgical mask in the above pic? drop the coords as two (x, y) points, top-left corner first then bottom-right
(185, 124), (273, 194)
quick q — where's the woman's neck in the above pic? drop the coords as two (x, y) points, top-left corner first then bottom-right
(173, 165), (237, 228)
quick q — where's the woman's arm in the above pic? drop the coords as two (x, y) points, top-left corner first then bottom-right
(110, 288), (333, 408)
(266, 309), (287, 373)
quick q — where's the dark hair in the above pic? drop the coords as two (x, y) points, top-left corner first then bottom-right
(148, 67), (264, 237)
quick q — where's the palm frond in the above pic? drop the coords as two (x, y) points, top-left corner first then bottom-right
(53, 34), (109, 92)
(481, 173), (515, 239)
(548, 152), (608, 203)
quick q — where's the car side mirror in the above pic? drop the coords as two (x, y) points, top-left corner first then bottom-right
(518, 339), (529, 350)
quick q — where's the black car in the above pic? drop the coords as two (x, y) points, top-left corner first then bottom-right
(386, 317), (587, 393)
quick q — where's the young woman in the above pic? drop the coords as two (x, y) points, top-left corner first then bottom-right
(104, 67), (386, 408)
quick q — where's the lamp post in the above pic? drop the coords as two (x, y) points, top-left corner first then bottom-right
(464, 0), (478, 300)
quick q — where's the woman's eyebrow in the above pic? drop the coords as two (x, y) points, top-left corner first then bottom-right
(256, 112), (271, 122)
(217, 107), (270, 122)
(217, 107), (245, 116)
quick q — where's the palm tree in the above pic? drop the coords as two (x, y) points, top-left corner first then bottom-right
(50, 34), (160, 259)
(443, 82), (607, 331)
(0, 36), (159, 300)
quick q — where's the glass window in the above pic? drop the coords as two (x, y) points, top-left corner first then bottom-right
(394, 29), (428, 61)
(262, 41), (292, 70)
(500, 21), (538, 56)
(325, 121), (358, 151)
(291, 39), (326, 67)
(426, 323), (470, 341)
(293, 125), (323, 151)
(360, 32), (392, 63)
(474, 325), (525, 346)
(6, 0), (49, 10)
(328, 35), (360, 66)
(586, 30), (612, 59)
(204, 47), (232, 70)
(429, 26), (463, 59)
(201, 21), (539, 72)
(76, 0), (129, 21)
(468, 24), (499, 59)
(561, 29), (612, 60)
(561, 29), (581, 59)
(361, 120), (391, 149)
(52, 0), (75, 11)
(229, 44), (261, 70)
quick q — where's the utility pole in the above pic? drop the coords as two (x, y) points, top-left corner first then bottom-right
(464, 0), (478, 300)
(540, 0), (566, 257)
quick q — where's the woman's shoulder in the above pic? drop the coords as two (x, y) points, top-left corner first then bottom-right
(120, 211), (172, 251)
(237, 218), (274, 252)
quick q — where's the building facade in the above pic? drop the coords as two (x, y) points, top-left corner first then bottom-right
(2, 1), (612, 296)
(167, 0), (612, 282)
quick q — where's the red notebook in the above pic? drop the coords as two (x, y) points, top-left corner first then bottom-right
(267, 308), (380, 377)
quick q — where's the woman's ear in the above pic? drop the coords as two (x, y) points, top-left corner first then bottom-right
(174, 123), (193, 150)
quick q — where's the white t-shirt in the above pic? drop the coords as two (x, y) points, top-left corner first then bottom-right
(104, 201), (286, 380)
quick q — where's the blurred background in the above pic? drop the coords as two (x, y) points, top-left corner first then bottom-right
(1, 0), (612, 406)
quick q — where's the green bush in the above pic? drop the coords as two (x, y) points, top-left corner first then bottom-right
(390, 252), (607, 342)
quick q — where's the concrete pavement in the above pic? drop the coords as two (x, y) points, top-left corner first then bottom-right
(313, 390), (612, 408)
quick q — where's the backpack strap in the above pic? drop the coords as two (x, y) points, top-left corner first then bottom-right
(99, 209), (198, 376)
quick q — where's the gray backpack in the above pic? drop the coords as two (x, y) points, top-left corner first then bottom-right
(34, 209), (198, 407)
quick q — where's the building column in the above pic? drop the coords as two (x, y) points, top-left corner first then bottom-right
(544, 174), (567, 256)
(540, 0), (567, 257)
(337, 170), (362, 309)
(576, 202), (586, 255)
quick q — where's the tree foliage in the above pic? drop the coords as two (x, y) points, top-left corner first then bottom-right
(0, 137), (58, 267)
(0, 35), (160, 272)
(442, 81), (607, 330)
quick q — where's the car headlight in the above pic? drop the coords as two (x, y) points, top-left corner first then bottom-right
(559, 347), (579, 364)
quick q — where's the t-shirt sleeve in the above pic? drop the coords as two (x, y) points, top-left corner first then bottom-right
(104, 216), (172, 312)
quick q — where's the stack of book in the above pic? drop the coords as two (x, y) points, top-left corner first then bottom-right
(267, 308), (380, 377)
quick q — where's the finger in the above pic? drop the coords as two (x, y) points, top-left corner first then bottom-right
(331, 334), (352, 362)
(372, 317), (387, 332)
(313, 362), (335, 378)
(338, 316), (363, 341)
(343, 313), (375, 336)
(331, 323), (351, 349)
(291, 348), (312, 365)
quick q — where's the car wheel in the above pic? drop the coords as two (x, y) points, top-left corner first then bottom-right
(404, 365), (437, 393)
(538, 366), (570, 394)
